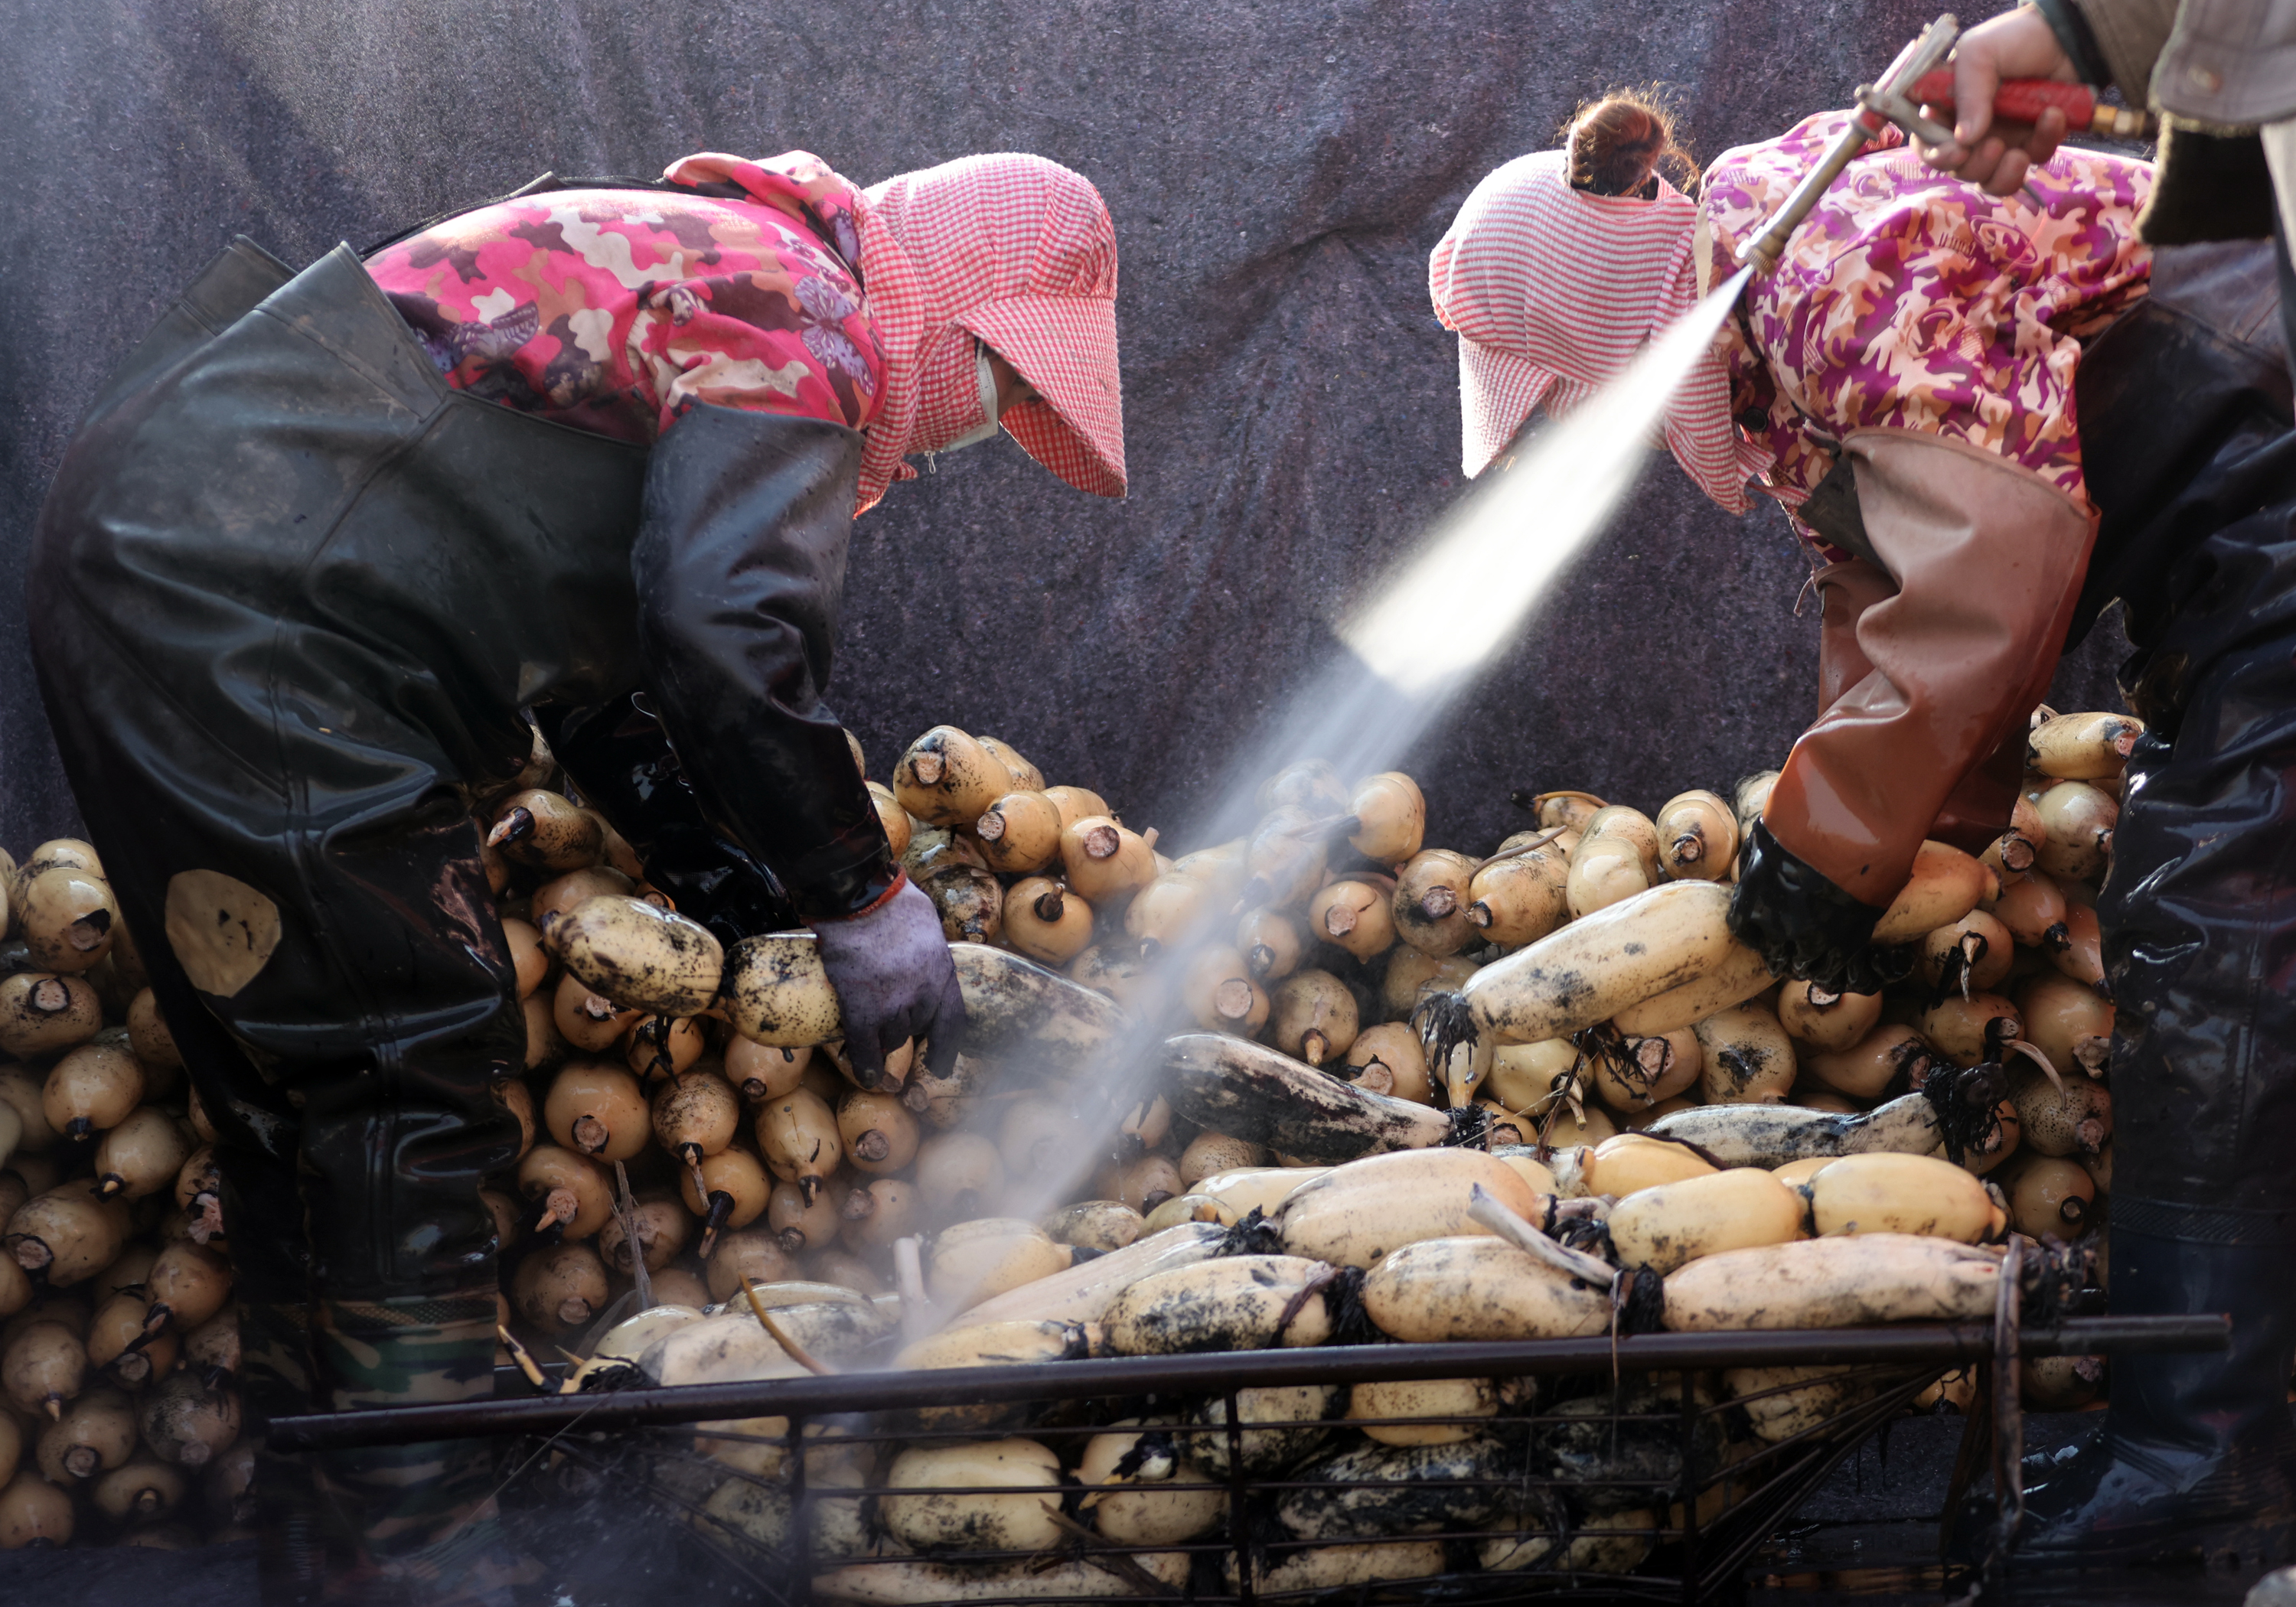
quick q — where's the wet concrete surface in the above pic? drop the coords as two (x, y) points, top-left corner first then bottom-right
(0, 1535), (258, 1605)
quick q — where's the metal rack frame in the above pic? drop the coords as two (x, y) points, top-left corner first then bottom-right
(267, 1315), (2225, 1605)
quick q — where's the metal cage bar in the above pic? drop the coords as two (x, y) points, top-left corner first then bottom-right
(260, 1314), (2223, 1607)
(266, 1315), (2226, 1452)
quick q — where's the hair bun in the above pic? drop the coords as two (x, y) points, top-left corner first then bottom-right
(1565, 91), (1694, 197)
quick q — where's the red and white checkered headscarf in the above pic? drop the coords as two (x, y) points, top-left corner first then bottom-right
(853, 153), (1125, 515)
(1429, 150), (1766, 513)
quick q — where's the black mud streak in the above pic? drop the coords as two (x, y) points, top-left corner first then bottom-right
(1274, 1123), (1380, 1162)
(1649, 957), (1710, 994)
(1279, 1438), (1505, 1537)
(1549, 970), (1595, 1012)
(1647, 1104), (1838, 1166)
(954, 947), (1125, 1061)
(1479, 963), (1593, 1035)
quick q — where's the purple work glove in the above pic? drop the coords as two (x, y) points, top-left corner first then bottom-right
(811, 873), (967, 1086)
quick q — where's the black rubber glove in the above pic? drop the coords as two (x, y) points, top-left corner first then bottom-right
(812, 875), (966, 1084)
(1729, 820), (1909, 995)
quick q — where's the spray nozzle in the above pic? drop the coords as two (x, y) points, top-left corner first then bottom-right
(1740, 13), (1961, 276)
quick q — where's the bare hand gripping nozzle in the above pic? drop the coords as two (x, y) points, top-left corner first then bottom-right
(1738, 14), (2154, 278)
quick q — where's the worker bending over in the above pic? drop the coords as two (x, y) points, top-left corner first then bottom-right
(30, 148), (1125, 1602)
(1434, 40), (2294, 1566)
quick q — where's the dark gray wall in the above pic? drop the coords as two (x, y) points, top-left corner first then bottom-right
(0, 0), (2127, 859)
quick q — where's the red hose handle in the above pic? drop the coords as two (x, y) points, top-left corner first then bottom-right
(1908, 70), (2151, 138)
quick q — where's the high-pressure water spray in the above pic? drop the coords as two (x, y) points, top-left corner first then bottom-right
(960, 16), (2143, 1234)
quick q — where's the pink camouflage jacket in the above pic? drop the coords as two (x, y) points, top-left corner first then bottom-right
(1698, 113), (2154, 559)
(364, 152), (885, 445)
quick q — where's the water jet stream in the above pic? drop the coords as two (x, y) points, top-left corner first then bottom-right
(953, 270), (1759, 1301)
(1346, 269), (1756, 702)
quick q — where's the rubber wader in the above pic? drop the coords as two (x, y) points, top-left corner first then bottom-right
(1733, 430), (2097, 987)
(1983, 237), (2296, 1569)
(1808, 555), (2035, 859)
(1731, 230), (2296, 1569)
(28, 236), (868, 1601)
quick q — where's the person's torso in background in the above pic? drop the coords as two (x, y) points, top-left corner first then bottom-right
(1700, 112), (2154, 550)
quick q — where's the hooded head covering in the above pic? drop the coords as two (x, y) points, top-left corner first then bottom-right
(1428, 149), (1765, 513)
(851, 153), (1125, 515)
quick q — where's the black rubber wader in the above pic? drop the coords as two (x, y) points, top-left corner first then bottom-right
(26, 238), (859, 1600)
(1986, 238), (2296, 1566)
